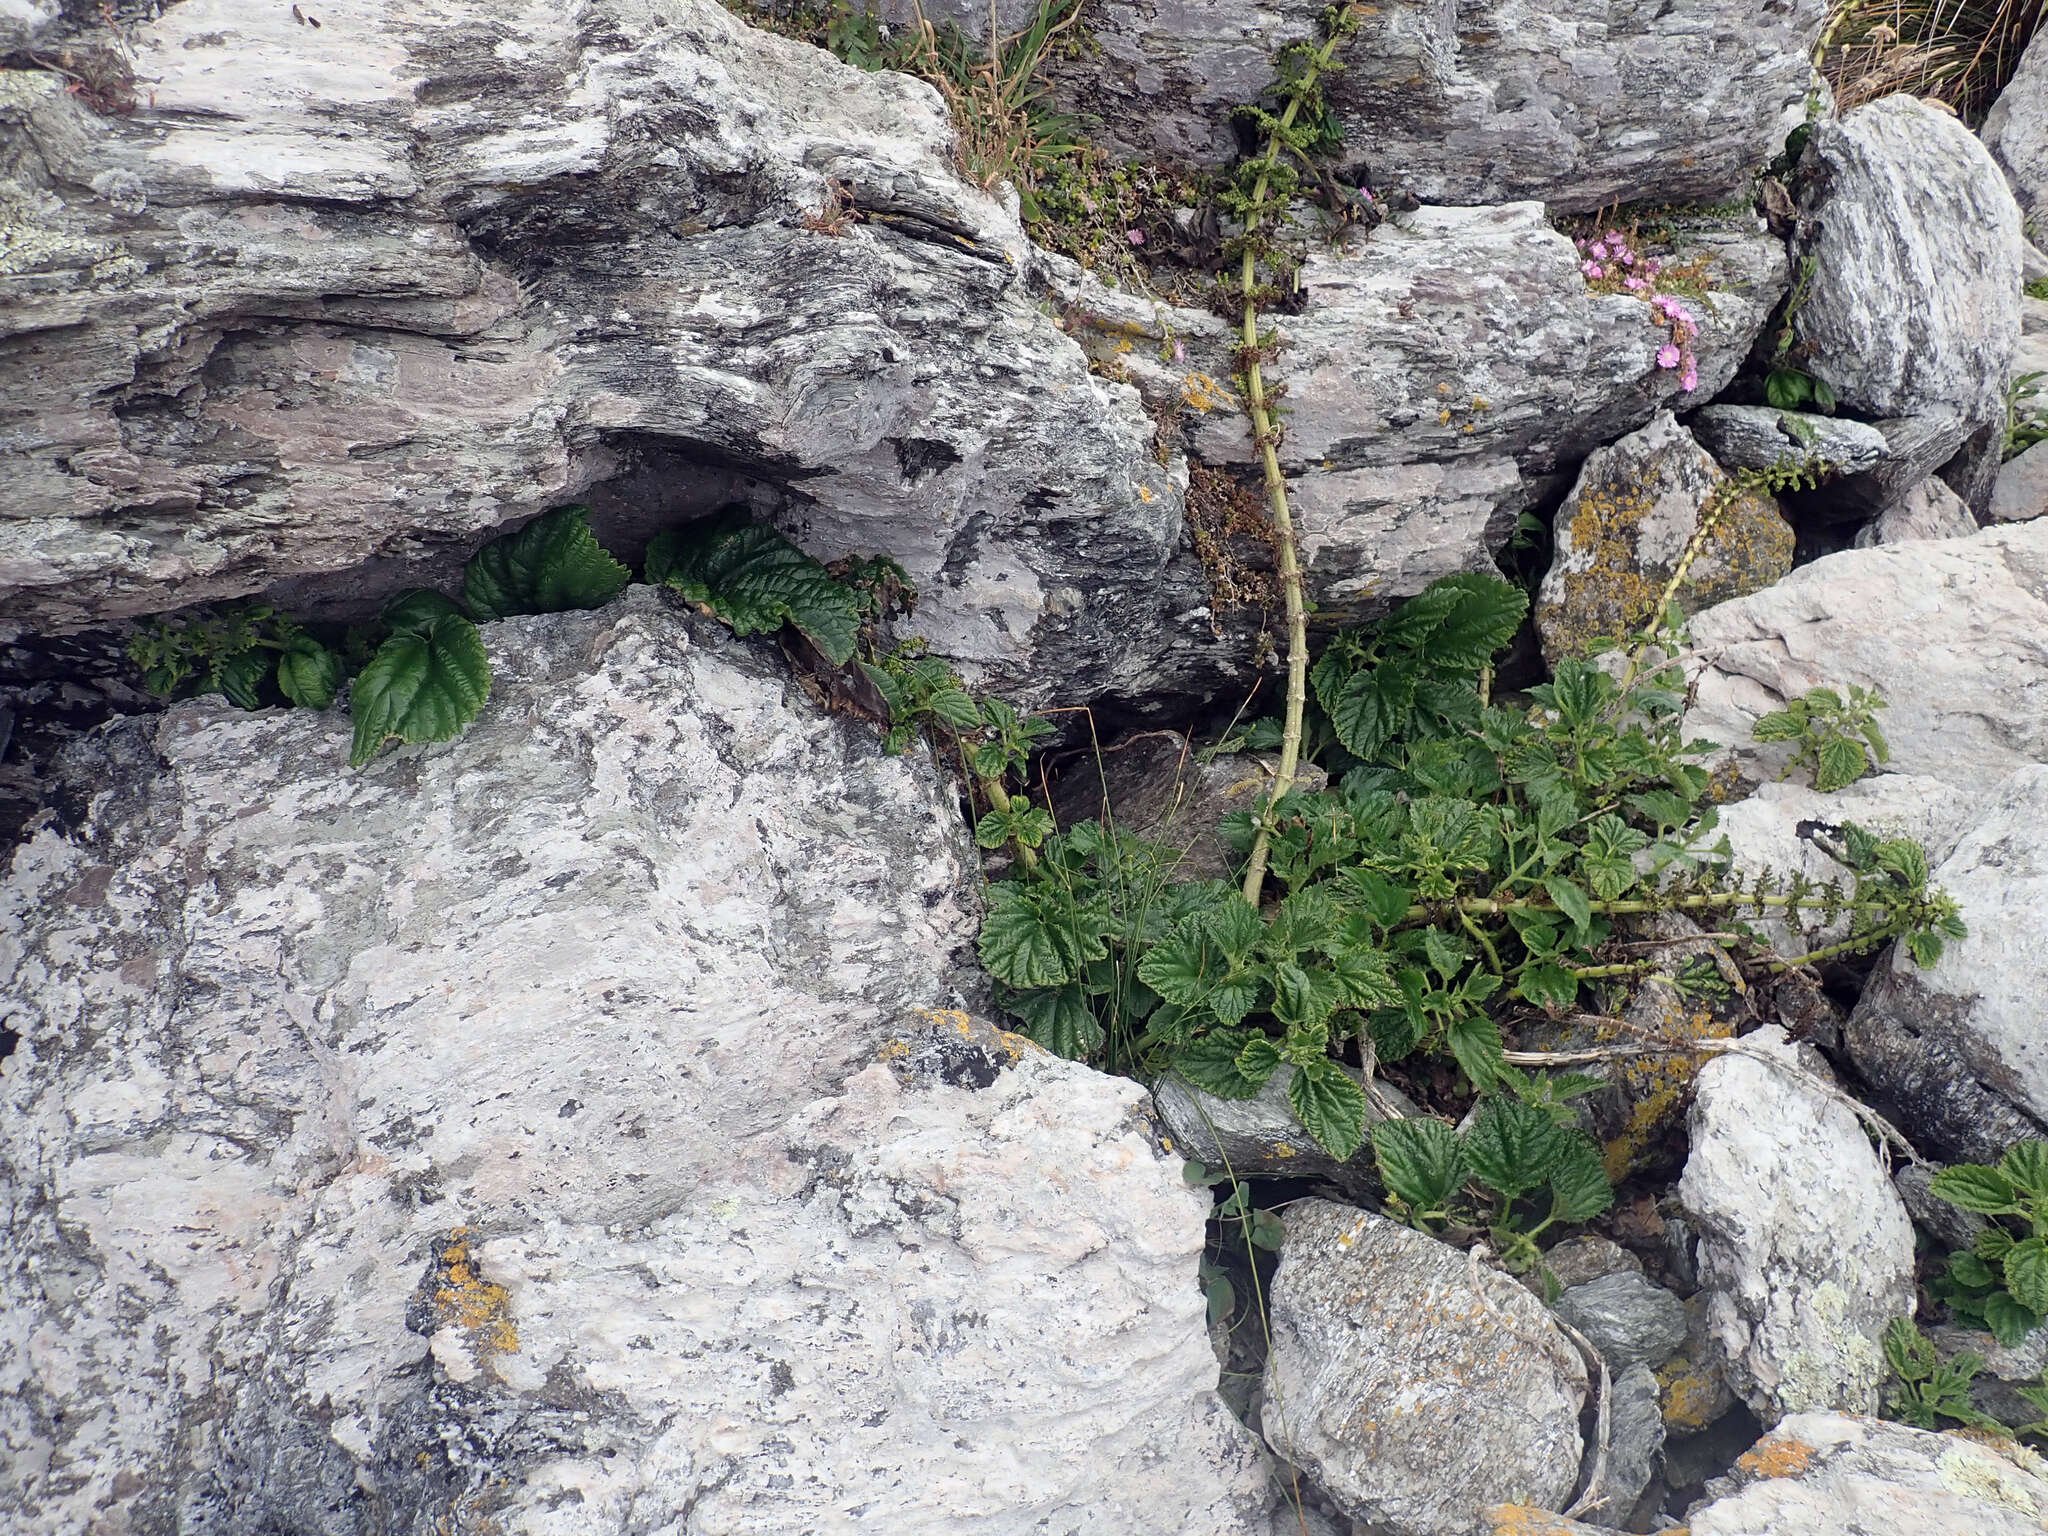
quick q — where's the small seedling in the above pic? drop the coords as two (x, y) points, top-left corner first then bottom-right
(1752, 684), (1889, 792)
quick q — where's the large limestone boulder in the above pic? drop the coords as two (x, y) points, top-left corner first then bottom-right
(1678, 1028), (1916, 1425)
(1791, 97), (2023, 430)
(1045, 0), (1826, 210)
(1845, 765), (2048, 1164)
(1681, 520), (2048, 791)
(1262, 1202), (1589, 1535)
(1984, 28), (2048, 220)
(0, 593), (1276, 1533)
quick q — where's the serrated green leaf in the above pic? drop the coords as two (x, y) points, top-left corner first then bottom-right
(1271, 961), (1342, 1030)
(1751, 710), (1807, 743)
(1002, 982), (1103, 1059)
(1171, 1029), (1267, 1100)
(1138, 923), (1223, 1007)
(382, 588), (468, 636)
(215, 648), (269, 710)
(1546, 1134), (1614, 1223)
(1980, 1225), (2019, 1261)
(1519, 963), (1580, 1013)
(1369, 1004), (1426, 1062)
(1236, 1034), (1283, 1085)
(1206, 973), (1260, 1027)
(1545, 876), (1594, 943)
(464, 505), (629, 621)
(1464, 1099), (1566, 1202)
(276, 635), (342, 709)
(1986, 1290), (2045, 1348)
(1814, 734), (1869, 793)
(1947, 1251), (1999, 1290)
(349, 615), (491, 767)
(646, 515), (862, 664)
(926, 688), (983, 729)
(1420, 928), (1471, 982)
(1287, 1057), (1369, 1160)
(1931, 1164), (2024, 1215)
(2006, 1237), (2048, 1315)
(2003, 1141), (2048, 1201)
(1327, 659), (1418, 760)
(1405, 572), (1528, 671)
(977, 885), (1105, 989)
(1340, 867), (1415, 929)
(1372, 1116), (1468, 1212)
(1445, 1011), (1506, 1093)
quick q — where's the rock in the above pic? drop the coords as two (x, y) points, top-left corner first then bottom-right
(1791, 97), (2023, 428)
(1045, 0), (1826, 210)
(1681, 520), (2048, 791)
(1152, 1064), (1414, 1192)
(1262, 1202), (1589, 1536)
(1826, 412), (1975, 524)
(1678, 1027), (1917, 1424)
(1657, 1292), (1739, 1435)
(0, 0), (1236, 710)
(1685, 1412), (2048, 1535)
(1604, 1363), (1668, 1527)
(1983, 28), (2048, 220)
(1537, 1236), (1644, 1293)
(1048, 730), (1325, 883)
(1894, 1164), (1991, 1253)
(1844, 765), (2048, 1163)
(1853, 477), (1981, 546)
(1690, 405), (1890, 477)
(1925, 1323), (2048, 1431)
(0, 593), (1278, 1533)
(1707, 775), (1972, 958)
(0, 0), (58, 51)
(1536, 412), (1794, 663)
(1992, 440), (2048, 522)
(1552, 1273), (1691, 1372)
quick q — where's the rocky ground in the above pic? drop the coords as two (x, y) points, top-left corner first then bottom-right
(7, 1), (2048, 1534)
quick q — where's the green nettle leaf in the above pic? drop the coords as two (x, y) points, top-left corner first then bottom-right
(276, 635), (343, 710)
(1236, 1034), (1283, 1085)
(646, 515), (863, 664)
(1445, 1011), (1506, 1093)
(1004, 982), (1103, 1059)
(1405, 572), (1529, 670)
(215, 648), (270, 710)
(1545, 1134), (1615, 1223)
(349, 614), (492, 768)
(1814, 734), (1870, 793)
(1986, 1290), (2045, 1348)
(1340, 867), (1415, 929)
(926, 688), (984, 729)
(1368, 1004), (1427, 1063)
(1204, 898), (1267, 962)
(1518, 963), (1580, 1014)
(978, 886), (1104, 989)
(1137, 924), (1223, 1007)
(1271, 962), (1342, 1030)
(1751, 709), (1808, 743)
(1545, 876), (1594, 943)
(1287, 1057), (1370, 1160)
(1371, 1116), (1468, 1212)
(2004, 1237), (2048, 1316)
(1327, 658), (1419, 759)
(1931, 1164), (2024, 1215)
(1463, 1099), (1566, 1203)
(2002, 1141), (2048, 1201)
(382, 588), (469, 636)
(1171, 1029), (1268, 1099)
(1947, 1252), (2000, 1290)
(464, 505), (630, 621)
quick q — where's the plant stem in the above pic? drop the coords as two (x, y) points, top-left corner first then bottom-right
(1238, 12), (1361, 909)
(980, 772), (1039, 873)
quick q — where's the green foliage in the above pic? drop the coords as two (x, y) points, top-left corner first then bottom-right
(463, 504), (629, 621)
(647, 511), (864, 665)
(347, 598), (492, 769)
(1752, 684), (1890, 792)
(1184, 1159), (1285, 1329)
(2008, 370), (2048, 461)
(1883, 1316), (2000, 1431)
(1372, 1098), (1614, 1274)
(1764, 366), (1838, 414)
(129, 603), (344, 712)
(1929, 1140), (2048, 1347)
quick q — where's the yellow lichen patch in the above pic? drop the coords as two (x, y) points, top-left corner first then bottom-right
(914, 1008), (974, 1035)
(1737, 1433), (1817, 1480)
(1180, 372), (1237, 413)
(1656, 1355), (1725, 1431)
(1595, 994), (1735, 1183)
(1481, 1504), (1592, 1534)
(432, 1229), (519, 1360)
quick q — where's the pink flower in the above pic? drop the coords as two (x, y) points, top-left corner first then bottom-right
(1584, 263), (1605, 279)
(1172, 339), (1186, 363)
(1657, 343), (1682, 369)
(1681, 367), (1699, 392)
(1127, 228), (1145, 245)
(1620, 251), (1634, 267)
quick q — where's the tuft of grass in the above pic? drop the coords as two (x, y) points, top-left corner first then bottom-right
(1820, 0), (2047, 122)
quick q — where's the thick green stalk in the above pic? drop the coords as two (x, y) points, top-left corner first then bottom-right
(980, 773), (1038, 873)
(1238, 17), (1359, 908)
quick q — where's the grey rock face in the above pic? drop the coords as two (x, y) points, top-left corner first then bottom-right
(1925, 1323), (2048, 1430)
(1536, 412), (1794, 664)
(1604, 1363), (1668, 1527)
(1151, 1064), (1414, 1191)
(1681, 521), (2048, 790)
(1679, 1028), (1917, 1424)
(1044, 0), (1825, 211)
(1690, 405), (1890, 477)
(1791, 97), (2023, 427)
(0, 0), (1233, 709)
(1828, 412), (1976, 523)
(0, 594), (1277, 1534)
(1262, 1202), (1588, 1535)
(1894, 1165), (1991, 1254)
(1853, 476), (1981, 546)
(1992, 440), (2048, 522)
(1552, 1272), (1690, 1372)
(1845, 765), (2048, 1164)
(1983, 28), (2048, 220)
(1688, 1412), (2048, 1535)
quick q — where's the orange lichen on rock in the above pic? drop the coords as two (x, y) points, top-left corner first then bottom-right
(1737, 1432), (1818, 1480)
(1482, 1505), (1596, 1534)
(1656, 1353), (1726, 1431)
(432, 1228), (519, 1359)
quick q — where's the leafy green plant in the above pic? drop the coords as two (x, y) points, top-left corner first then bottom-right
(464, 503), (630, 620)
(128, 602), (342, 711)
(647, 510), (866, 665)
(1752, 684), (1890, 792)
(2008, 370), (2048, 460)
(1883, 1316), (2000, 1430)
(346, 592), (493, 768)
(1371, 1099), (1615, 1276)
(1927, 1140), (2048, 1346)
(1183, 1159), (1285, 1327)
(1761, 254), (1836, 414)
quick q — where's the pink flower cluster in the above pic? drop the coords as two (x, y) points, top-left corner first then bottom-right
(1575, 229), (1701, 394)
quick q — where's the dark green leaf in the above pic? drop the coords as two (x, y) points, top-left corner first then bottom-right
(1171, 1029), (1267, 1100)
(1287, 1057), (1370, 1160)
(464, 505), (629, 621)
(1518, 963), (1580, 1014)
(1404, 572), (1528, 670)
(1986, 1290), (2044, 1348)
(1248, 1209), (1285, 1250)
(2005, 1237), (2048, 1316)
(1371, 1116), (1468, 1212)
(1003, 982), (1103, 1059)
(926, 688), (983, 729)
(646, 515), (862, 664)
(1236, 1034), (1283, 1086)
(1814, 734), (1869, 793)
(1930, 1164), (2024, 1215)
(1464, 1099), (1566, 1203)
(1545, 876), (1594, 943)
(1546, 1134), (1614, 1223)
(1327, 659), (1419, 760)
(276, 635), (342, 709)
(1445, 1011), (1506, 1093)
(215, 649), (269, 710)
(2003, 1141), (2048, 1201)
(1751, 709), (1808, 743)
(348, 614), (492, 767)
(1947, 1252), (1999, 1290)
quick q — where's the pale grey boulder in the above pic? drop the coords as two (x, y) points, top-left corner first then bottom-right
(1552, 1273), (1690, 1373)
(1690, 405), (1890, 478)
(1983, 28), (2048, 220)
(0, 593), (1278, 1535)
(1791, 97), (2023, 428)
(1679, 1027), (1917, 1424)
(1853, 477), (1981, 545)
(1681, 520), (2048, 790)
(1262, 1202), (1589, 1535)
(1845, 765), (2048, 1164)
(1992, 440), (2048, 522)
(1604, 1364), (1668, 1528)
(1045, 0), (1826, 211)
(1686, 1413), (2048, 1535)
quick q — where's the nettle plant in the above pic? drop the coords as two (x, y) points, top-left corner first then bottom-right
(979, 570), (1964, 1165)
(1753, 683), (1889, 792)
(1928, 1140), (2048, 1346)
